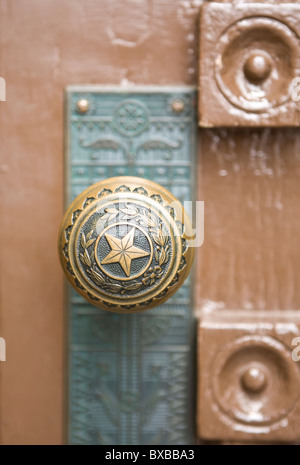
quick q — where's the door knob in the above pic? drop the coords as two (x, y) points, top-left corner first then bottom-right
(58, 176), (194, 313)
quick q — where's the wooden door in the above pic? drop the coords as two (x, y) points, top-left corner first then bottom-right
(1, 0), (300, 445)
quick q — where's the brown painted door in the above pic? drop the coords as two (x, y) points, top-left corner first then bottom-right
(1, 0), (300, 445)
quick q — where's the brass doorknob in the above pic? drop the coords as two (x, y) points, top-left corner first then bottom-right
(58, 176), (194, 313)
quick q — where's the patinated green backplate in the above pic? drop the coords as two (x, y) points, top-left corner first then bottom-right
(65, 86), (197, 445)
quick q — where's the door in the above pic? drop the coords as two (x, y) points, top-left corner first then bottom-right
(1, 0), (300, 445)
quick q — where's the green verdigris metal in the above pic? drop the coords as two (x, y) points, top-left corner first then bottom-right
(65, 86), (197, 444)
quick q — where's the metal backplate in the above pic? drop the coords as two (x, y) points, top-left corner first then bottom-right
(65, 86), (197, 445)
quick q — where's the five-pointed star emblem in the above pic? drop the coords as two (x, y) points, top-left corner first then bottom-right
(101, 228), (150, 277)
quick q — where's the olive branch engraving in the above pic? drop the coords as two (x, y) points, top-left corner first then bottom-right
(79, 230), (95, 267)
(128, 207), (170, 286)
(80, 230), (142, 294)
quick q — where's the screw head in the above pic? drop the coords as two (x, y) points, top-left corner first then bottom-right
(171, 99), (185, 113)
(241, 366), (267, 393)
(244, 52), (273, 83)
(76, 98), (90, 114)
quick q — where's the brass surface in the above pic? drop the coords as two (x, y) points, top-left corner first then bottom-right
(58, 176), (194, 313)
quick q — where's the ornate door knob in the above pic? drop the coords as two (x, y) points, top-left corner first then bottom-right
(58, 176), (194, 313)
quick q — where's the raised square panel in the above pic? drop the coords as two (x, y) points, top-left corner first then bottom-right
(199, 4), (300, 127)
(197, 312), (300, 442)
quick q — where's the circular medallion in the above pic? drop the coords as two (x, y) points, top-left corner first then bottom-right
(215, 17), (300, 113)
(95, 223), (154, 281)
(58, 177), (194, 313)
(113, 100), (149, 136)
(211, 335), (300, 426)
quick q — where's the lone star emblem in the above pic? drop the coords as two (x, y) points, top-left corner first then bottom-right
(101, 227), (150, 277)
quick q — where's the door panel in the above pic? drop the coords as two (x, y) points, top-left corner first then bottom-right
(0, 0), (199, 445)
(198, 128), (300, 310)
(1, 0), (300, 445)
